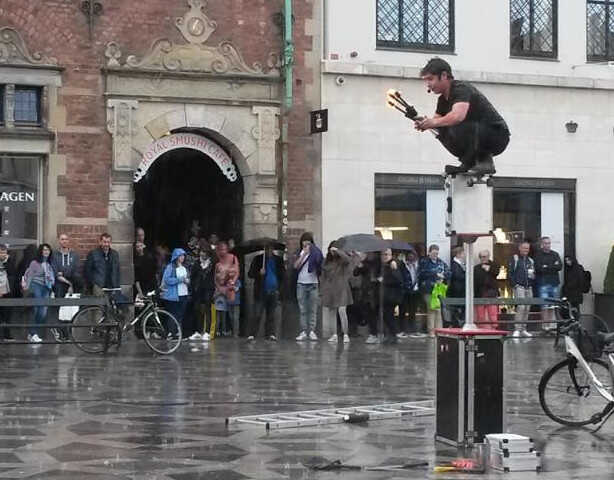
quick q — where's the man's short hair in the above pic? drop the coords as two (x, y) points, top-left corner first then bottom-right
(420, 57), (454, 79)
(0, 244), (8, 251)
(100, 233), (112, 241)
(541, 236), (550, 242)
(428, 244), (439, 253)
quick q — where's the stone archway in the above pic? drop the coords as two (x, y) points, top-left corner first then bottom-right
(106, 102), (281, 287)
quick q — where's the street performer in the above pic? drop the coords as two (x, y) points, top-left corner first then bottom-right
(415, 58), (510, 176)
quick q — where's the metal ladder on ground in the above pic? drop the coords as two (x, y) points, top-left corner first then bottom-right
(226, 400), (434, 430)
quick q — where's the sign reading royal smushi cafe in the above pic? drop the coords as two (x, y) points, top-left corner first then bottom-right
(133, 133), (238, 183)
(0, 192), (35, 202)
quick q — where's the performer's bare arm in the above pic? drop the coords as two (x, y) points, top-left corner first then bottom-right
(415, 102), (469, 131)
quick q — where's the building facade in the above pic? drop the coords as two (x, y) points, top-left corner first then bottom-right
(0, 0), (322, 291)
(321, 0), (614, 294)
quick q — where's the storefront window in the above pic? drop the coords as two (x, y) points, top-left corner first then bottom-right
(375, 187), (426, 244)
(0, 156), (40, 247)
(493, 191), (541, 290)
(491, 178), (576, 295)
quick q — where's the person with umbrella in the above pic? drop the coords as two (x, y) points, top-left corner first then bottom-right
(320, 241), (354, 344)
(294, 232), (324, 342)
(247, 242), (285, 341)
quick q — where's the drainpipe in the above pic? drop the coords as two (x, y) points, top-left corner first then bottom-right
(284, 0), (294, 109)
(280, 0), (293, 242)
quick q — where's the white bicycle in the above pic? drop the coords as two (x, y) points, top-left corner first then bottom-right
(539, 299), (614, 428)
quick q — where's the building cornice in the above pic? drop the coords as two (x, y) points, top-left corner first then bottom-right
(322, 61), (614, 91)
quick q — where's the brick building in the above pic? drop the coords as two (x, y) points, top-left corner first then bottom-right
(0, 0), (321, 291)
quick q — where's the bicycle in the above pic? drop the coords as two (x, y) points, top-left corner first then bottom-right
(538, 298), (614, 428)
(70, 288), (183, 355)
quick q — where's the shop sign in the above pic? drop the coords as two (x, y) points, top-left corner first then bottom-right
(134, 133), (238, 183)
(0, 192), (35, 202)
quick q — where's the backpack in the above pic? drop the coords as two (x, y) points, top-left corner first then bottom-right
(582, 269), (592, 294)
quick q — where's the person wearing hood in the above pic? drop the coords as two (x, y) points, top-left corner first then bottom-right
(562, 256), (586, 311)
(161, 248), (190, 336)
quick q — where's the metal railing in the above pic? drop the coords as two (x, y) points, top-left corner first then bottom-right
(0, 296), (121, 351)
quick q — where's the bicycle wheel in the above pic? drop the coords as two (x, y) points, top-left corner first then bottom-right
(142, 308), (182, 354)
(539, 357), (613, 426)
(70, 306), (111, 354)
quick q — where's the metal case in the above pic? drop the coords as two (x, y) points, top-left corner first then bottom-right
(435, 329), (506, 447)
(445, 175), (493, 236)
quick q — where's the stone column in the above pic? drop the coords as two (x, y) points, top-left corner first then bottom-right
(245, 106), (281, 239)
(251, 106), (280, 175)
(4, 84), (15, 129)
(106, 99), (139, 289)
(106, 99), (139, 171)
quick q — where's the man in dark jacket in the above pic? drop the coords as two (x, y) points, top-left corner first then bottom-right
(448, 246), (466, 327)
(534, 236), (562, 331)
(0, 244), (17, 340)
(398, 250), (420, 337)
(247, 245), (285, 341)
(85, 233), (120, 296)
(380, 248), (404, 344)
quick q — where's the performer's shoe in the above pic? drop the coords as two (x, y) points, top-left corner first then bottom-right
(469, 156), (496, 176)
(444, 164), (470, 175)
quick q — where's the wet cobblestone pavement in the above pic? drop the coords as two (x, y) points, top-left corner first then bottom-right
(0, 336), (613, 479)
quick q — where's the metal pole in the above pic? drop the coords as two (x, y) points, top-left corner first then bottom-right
(462, 240), (477, 331)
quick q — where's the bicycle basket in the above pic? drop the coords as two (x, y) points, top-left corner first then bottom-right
(570, 326), (604, 361)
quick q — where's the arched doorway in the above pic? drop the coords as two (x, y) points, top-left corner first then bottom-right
(133, 143), (243, 249)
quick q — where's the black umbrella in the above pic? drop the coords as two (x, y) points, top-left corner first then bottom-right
(387, 239), (415, 252)
(336, 234), (388, 253)
(233, 237), (285, 255)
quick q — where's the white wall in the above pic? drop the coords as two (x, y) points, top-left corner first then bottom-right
(321, 72), (614, 291)
(324, 0), (614, 81)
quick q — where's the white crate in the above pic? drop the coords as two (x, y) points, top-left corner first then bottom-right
(445, 175), (493, 236)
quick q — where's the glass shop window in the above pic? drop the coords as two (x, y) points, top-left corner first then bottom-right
(375, 186), (427, 247)
(0, 156), (40, 248)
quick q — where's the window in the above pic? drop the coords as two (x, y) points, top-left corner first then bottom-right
(510, 0), (558, 58)
(377, 0), (454, 52)
(587, 0), (614, 61)
(375, 187), (427, 244)
(13, 86), (41, 125)
(0, 85), (4, 126)
(0, 156), (41, 247)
